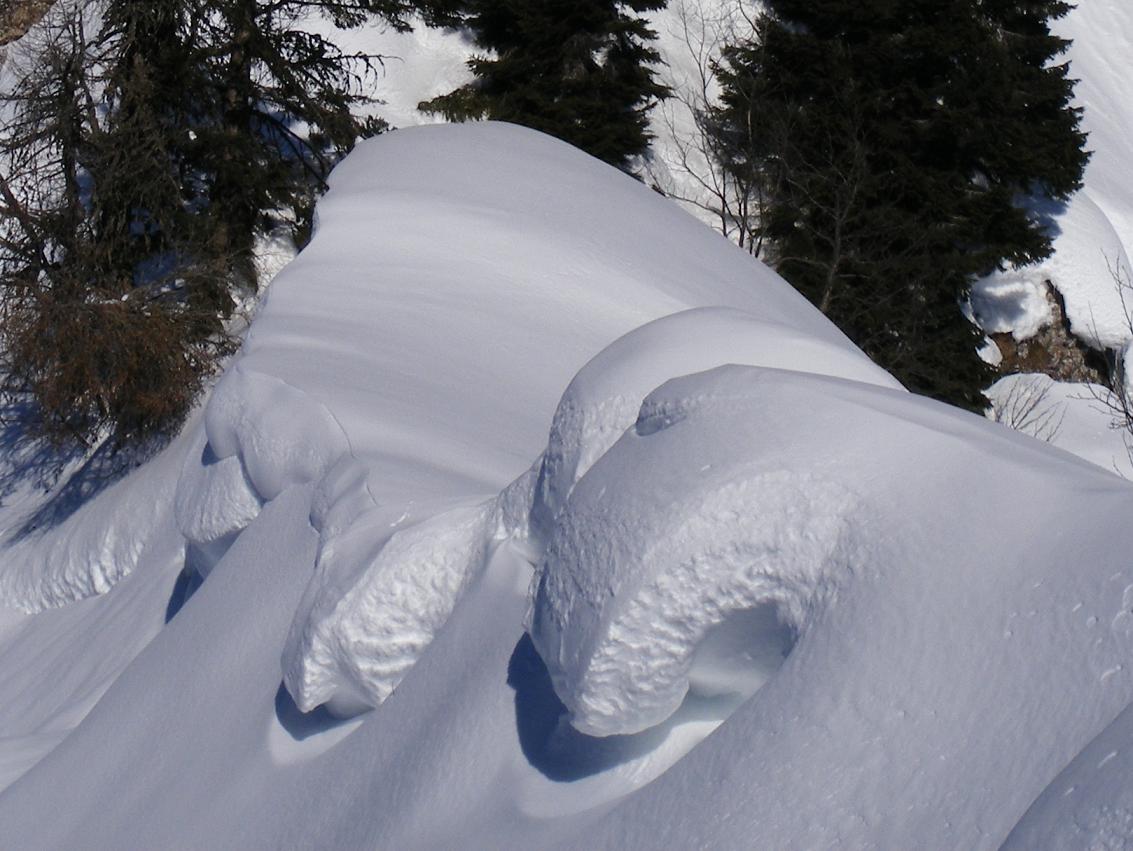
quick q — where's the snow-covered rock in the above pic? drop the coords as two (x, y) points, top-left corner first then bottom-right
(974, 1), (1133, 351)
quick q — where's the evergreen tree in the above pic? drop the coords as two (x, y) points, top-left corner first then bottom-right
(711, 0), (1088, 409)
(0, 0), (448, 447)
(98, 0), (405, 294)
(422, 0), (670, 171)
(0, 2), (218, 446)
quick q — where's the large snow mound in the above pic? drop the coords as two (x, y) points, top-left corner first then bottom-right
(262, 121), (874, 720)
(282, 302), (901, 718)
(178, 121), (875, 718)
(4, 121), (1133, 849)
(528, 362), (1133, 746)
(553, 366), (1133, 847)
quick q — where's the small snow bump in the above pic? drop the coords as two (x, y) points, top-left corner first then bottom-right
(282, 500), (496, 716)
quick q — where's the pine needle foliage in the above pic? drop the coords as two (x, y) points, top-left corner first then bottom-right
(0, 0), (448, 448)
(422, 0), (671, 171)
(711, 0), (1089, 409)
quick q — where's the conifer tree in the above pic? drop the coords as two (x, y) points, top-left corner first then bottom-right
(0, 0), (449, 447)
(422, 0), (670, 171)
(711, 0), (1088, 409)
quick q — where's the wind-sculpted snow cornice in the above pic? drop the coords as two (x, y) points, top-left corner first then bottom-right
(271, 306), (904, 720)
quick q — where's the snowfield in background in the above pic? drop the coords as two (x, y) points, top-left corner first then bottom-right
(972, 0), (1133, 351)
(0, 122), (1132, 849)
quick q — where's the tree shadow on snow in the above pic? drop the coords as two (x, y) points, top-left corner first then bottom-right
(0, 401), (168, 542)
(1023, 194), (1069, 241)
(509, 634), (717, 782)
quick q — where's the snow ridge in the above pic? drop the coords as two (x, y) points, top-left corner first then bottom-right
(528, 307), (901, 551)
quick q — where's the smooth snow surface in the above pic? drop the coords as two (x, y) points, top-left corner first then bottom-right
(2, 122), (1133, 850)
(1005, 698), (1133, 850)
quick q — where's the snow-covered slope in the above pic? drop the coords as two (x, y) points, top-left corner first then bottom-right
(1, 121), (1133, 849)
(973, 1), (1133, 352)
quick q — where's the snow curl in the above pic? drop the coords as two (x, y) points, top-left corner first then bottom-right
(529, 367), (860, 737)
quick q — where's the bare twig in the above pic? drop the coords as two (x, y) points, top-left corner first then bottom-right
(988, 375), (1065, 443)
(647, 0), (765, 253)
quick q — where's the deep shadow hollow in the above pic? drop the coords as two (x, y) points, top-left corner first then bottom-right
(274, 684), (364, 742)
(508, 634), (728, 782)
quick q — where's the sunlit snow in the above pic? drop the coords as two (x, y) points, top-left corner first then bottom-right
(1, 3), (1133, 849)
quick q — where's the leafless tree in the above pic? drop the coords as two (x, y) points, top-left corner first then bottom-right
(988, 375), (1065, 443)
(646, 0), (765, 253)
(1080, 258), (1133, 468)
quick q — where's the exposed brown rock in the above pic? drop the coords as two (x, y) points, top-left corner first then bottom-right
(992, 281), (1108, 385)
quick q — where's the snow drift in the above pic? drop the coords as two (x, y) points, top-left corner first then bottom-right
(2, 120), (1133, 850)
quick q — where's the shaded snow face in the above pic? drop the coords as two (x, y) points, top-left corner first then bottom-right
(688, 602), (795, 697)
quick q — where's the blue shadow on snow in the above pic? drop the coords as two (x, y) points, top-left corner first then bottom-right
(274, 684), (361, 742)
(508, 634), (676, 782)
